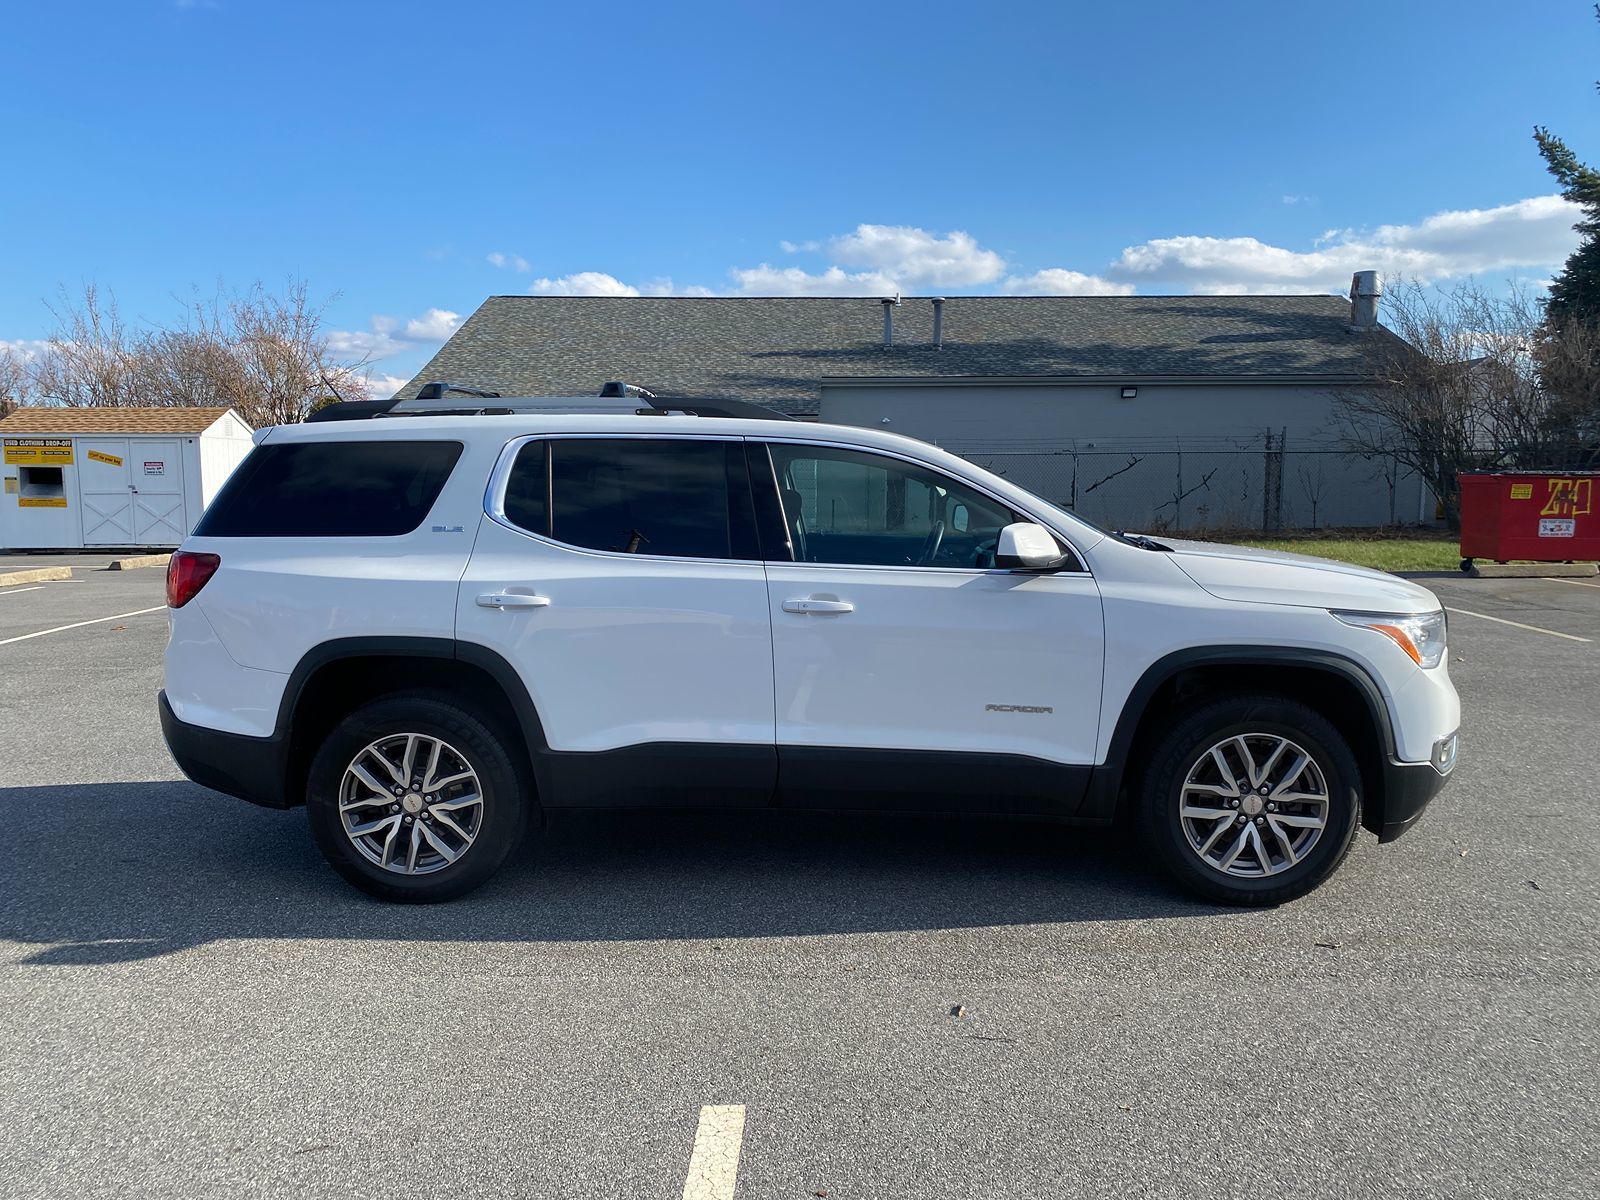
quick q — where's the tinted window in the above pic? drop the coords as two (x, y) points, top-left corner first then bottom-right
(515, 438), (754, 560)
(195, 440), (462, 537)
(767, 444), (1019, 568)
(502, 440), (549, 535)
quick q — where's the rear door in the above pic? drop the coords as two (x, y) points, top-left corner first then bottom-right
(754, 438), (1104, 812)
(456, 434), (776, 807)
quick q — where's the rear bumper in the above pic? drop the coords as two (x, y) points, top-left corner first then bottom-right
(159, 690), (290, 809)
(1374, 758), (1452, 843)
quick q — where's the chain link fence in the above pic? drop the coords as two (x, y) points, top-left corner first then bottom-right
(944, 433), (1436, 534)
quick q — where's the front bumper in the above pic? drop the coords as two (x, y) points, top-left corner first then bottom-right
(159, 690), (290, 809)
(1374, 755), (1453, 842)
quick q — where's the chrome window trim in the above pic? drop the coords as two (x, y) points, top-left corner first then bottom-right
(482, 431), (1093, 576)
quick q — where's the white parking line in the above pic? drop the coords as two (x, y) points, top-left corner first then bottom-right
(681, 1104), (747, 1200)
(1546, 577), (1600, 590)
(0, 586), (45, 597)
(1445, 606), (1592, 643)
(0, 606), (166, 646)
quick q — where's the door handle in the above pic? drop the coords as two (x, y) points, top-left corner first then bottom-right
(782, 597), (854, 615)
(476, 593), (551, 610)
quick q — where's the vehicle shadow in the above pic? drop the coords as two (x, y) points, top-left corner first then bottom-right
(1, 781), (1224, 965)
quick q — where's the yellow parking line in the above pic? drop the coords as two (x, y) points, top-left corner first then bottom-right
(0, 606), (166, 646)
(681, 1104), (747, 1200)
(1445, 606), (1592, 643)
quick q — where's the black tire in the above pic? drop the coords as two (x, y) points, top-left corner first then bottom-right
(306, 692), (528, 903)
(1136, 693), (1361, 906)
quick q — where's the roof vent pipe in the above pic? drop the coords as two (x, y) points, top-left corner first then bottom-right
(931, 297), (945, 349)
(880, 295), (900, 349)
(1349, 271), (1381, 330)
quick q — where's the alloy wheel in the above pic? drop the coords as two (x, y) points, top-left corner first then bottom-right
(337, 733), (484, 875)
(1178, 733), (1329, 878)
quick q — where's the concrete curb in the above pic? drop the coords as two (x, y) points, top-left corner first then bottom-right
(0, 565), (74, 587)
(107, 553), (172, 572)
(1469, 561), (1599, 579)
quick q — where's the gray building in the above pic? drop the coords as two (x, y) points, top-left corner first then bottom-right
(401, 286), (1427, 532)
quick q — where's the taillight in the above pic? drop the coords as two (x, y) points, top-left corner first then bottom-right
(167, 551), (221, 608)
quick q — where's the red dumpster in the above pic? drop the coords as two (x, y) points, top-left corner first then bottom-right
(1458, 471), (1600, 568)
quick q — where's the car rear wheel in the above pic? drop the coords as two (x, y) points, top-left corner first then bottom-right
(306, 693), (527, 902)
(1138, 693), (1361, 906)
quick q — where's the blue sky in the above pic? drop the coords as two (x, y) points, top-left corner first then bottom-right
(2, 0), (1595, 394)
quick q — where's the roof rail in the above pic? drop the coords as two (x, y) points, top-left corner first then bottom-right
(305, 381), (796, 423)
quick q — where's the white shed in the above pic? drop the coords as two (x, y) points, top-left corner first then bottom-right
(0, 406), (255, 550)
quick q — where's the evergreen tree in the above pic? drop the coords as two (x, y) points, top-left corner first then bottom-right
(1534, 5), (1600, 325)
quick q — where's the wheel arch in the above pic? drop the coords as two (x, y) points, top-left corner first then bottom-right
(1082, 646), (1396, 836)
(277, 637), (551, 809)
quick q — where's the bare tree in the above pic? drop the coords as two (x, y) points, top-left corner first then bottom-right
(24, 280), (369, 427)
(1294, 460), (1333, 530)
(1333, 279), (1599, 529)
(181, 281), (369, 426)
(31, 284), (144, 408)
(0, 346), (30, 416)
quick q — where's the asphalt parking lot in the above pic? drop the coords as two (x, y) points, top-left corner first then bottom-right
(0, 565), (1596, 1199)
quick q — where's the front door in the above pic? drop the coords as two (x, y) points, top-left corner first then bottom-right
(757, 440), (1104, 813)
(457, 434), (777, 807)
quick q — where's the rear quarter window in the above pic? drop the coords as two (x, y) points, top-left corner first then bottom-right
(195, 440), (464, 537)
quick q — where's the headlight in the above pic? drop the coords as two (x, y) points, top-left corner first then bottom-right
(1332, 609), (1447, 668)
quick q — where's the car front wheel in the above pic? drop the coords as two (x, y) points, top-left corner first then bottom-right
(306, 693), (527, 902)
(1138, 694), (1362, 906)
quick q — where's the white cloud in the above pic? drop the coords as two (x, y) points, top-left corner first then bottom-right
(1000, 269), (1133, 296)
(328, 306), (461, 361)
(635, 277), (717, 297)
(529, 271), (642, 297)
(487, 251), (531, 272)
(326, 326), (408, 359)
(825, 224), (1006, 287)
(727, 264), (899, 296)
(0, 338), (51, 363)
(363, 372), (410, 401)
(402, 308), (461, 340)
(1106, 194), (1582, 294)
(474, 196), (1581, 307)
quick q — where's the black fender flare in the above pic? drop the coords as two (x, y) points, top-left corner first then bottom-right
(277, 636), (554, 802)
(1078, 645), (1397, 822)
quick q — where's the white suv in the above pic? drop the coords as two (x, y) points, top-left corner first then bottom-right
(160, 396), (1460, 905)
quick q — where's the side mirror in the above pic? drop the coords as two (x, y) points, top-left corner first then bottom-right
(995, 522), (1068, 571)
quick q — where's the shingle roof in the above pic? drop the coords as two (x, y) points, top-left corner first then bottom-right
(0, 406), (235, 434)
(399, 295), (1390, 416)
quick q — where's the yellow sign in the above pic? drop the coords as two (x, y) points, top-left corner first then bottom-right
(2, 478), (14, 494)
(3, 438), (73, 466)
(18, 496), (68, 508)
(1541, 478), (1594, 519)
(1509, 483), (1533, 500)
(87, 449), (123, 467)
